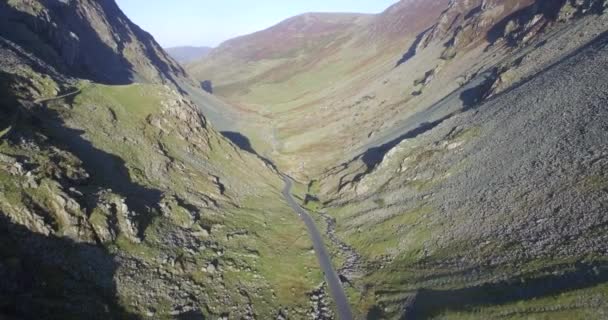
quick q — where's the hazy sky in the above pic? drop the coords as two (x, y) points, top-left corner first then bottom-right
(115, 0), (397, 48)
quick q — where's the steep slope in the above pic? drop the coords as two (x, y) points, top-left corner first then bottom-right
(188, 1), (452, 177)
(317, 29), (608, 319)
(0, 0), (188, 87)
(368, 0), (449, 38)
(0, 1), (324, 319)
(298, 1), (608, 318)
(188, 0), (608, 318)
(188, 0), (608, 180)
(166, 45), (213, 64)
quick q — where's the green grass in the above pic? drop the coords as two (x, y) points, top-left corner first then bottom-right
(339, 204), (434, 260)
(450, 126), (481, 142)
(308, 180), (321, 195)
(0, 74), (328, 318)
(111, 234), (161, 261)
(436, 282), (608, 320)
(88, 207), (110, 239)
(230, 196), (323, 308)
(0, 124), (13, 139)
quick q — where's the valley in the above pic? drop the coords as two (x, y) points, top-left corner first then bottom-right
(187, 0), (608, 318)
(1, 0), (608, 319)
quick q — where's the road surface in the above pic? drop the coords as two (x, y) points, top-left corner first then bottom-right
(34, 87), (83, 104)
(282, 176), (353, 320)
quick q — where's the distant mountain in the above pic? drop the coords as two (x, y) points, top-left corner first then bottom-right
(187, 1), (450, 173)
(165, 45), (212, 64)
(186, 0), (608, 177)
(188, 12), (374, 88)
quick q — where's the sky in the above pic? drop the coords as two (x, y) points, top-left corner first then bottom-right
(115, 0), (398, 48)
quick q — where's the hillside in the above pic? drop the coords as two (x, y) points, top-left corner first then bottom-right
(0, 0), (323, 319)
(166, 46), (213, 64)
(187, 0), (608, 318)
(318, 29), (608, 318)
(2, 0), (608, 319)
(186, 0), (454, 177)
(0, 0), (190, 88)
(189, 0), (608, 180)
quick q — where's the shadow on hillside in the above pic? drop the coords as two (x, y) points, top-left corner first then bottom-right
(221, 131), (257, 154)
(220, 131), (278, 170)
(486, 0), (567, 46)
(351, 70), (499, 185)
(395, 27), (432, 67)
(400, 262), (608, 319)
(360, 117), (449, 173)
(0, 1), (185, 92)
(31, 103), (162, 239)
(486, 0), (605, 47)
(176, 310), (207, 320)
(339, 116), (450, 191)
(0, 1), (133, 85)
(0, 213), (140, 320)
(0, 71), (20, 130)
(459, 71), (498, 110)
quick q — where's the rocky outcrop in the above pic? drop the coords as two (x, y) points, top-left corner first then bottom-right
(308, 285), (334, 320)
(0, 0), (189, 87)
(201, 80), (213, 94)
(487, 0), (608, 46)
(418, 0), (608, 54)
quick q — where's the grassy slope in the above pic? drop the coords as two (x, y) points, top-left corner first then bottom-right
(187, 12), (414, 176)
(185, 1), (458, 178)
(67, 83), (323, 316)
(1, 79), (323, 318)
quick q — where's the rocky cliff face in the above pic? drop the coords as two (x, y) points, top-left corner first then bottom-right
(417, 0), (608, 56)
(0, 1), (322, 319)
(0, 0), (189, 86)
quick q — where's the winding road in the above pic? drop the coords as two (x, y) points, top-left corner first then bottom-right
(282, 176), (353, 320)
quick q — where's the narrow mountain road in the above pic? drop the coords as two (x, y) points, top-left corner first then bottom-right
(1, 87), (85, 139)
(282, 176), (353, 320)
(34, 87), (83, 104)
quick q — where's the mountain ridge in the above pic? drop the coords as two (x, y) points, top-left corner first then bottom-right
(0, 0), (326, 318)
(0, 0), (189, 88)
(165, 45), (212, 64)
(1, 0), (608, 319)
